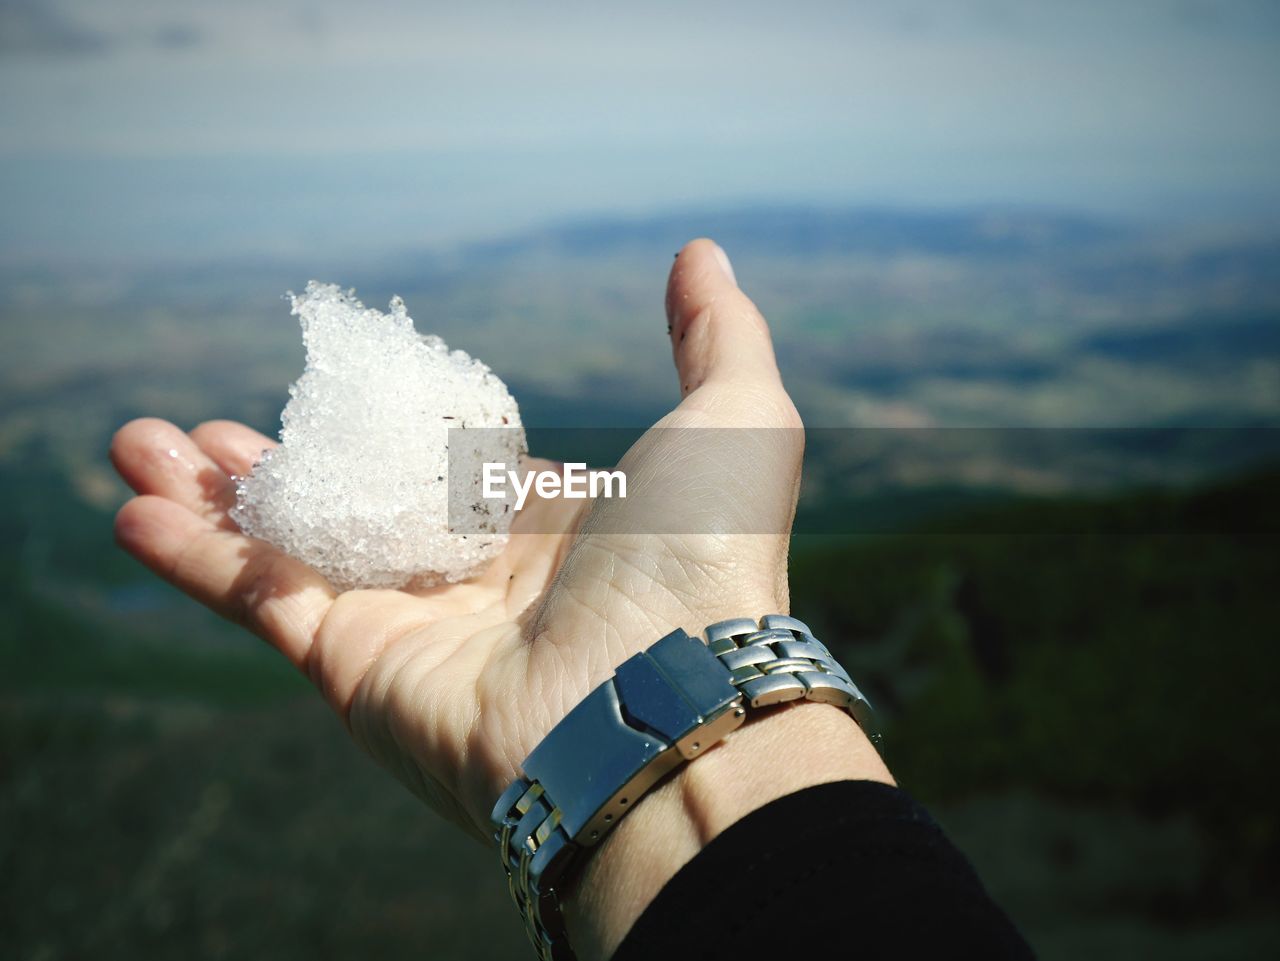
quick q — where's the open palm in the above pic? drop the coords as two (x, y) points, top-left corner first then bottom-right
(111, 240), (803, 842)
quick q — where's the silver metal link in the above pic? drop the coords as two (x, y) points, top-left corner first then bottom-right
(492, 616), (881, 961)
(492, 774), (578, 960)
(741, 672), (808, 706)
(797, 670), (858, 704)
(719, 645), (776, 670)
(823, 660), (855, 684)
(707, 636), (739, 656)
(739, 628), (796, 647)
(705, 617), (760, 642)
(701, 615), (882, 745)
(759, 613), (813, 633)
(773, 639), (832, 661)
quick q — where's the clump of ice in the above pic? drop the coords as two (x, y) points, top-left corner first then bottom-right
(230, 282), (525, 591)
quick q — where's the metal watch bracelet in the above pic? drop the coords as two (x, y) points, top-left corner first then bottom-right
(489, 614), (880, 961)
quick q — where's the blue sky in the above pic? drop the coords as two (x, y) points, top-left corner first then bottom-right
(2, 0), (1279, 265)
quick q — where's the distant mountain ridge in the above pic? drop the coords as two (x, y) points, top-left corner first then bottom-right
(464, 205), (1127, 261)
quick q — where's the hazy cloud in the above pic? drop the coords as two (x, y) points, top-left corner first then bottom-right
(152, 22), (204, 51)
(0, 0), (109, 57)
(1, 0), (1277, 263)
(0, 0), (212, 57)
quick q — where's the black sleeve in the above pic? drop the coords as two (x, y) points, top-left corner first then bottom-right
(610, 780), (1034, 961)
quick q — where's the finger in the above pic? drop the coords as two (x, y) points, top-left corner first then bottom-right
(189, 419), (277, 477)
(114, 494), (334, 667)
(666, 239), (786, 400)
(110, 418), (238, 528)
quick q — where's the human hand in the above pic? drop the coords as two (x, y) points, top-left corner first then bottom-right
(111, 239), (889, 958)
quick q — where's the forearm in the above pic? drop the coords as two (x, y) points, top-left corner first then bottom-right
(561, 702), (893, 961)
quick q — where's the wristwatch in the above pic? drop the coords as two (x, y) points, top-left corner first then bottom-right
(490, 614), (880, 961)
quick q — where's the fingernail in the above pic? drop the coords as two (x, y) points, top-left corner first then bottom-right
(713, 244), (737, 287)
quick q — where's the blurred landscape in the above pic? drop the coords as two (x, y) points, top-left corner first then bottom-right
(3, 204), (1280, 960)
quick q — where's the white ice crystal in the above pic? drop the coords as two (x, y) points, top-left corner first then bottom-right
(230, 282), (525, 591)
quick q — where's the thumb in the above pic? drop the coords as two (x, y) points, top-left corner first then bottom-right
(666, 238), (785, 399)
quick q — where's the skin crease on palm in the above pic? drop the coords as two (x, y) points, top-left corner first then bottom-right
(111, 239), (893, 959)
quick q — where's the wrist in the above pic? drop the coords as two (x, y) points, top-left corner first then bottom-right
(561, 701), (893, 961)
